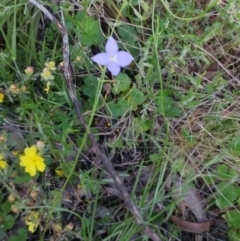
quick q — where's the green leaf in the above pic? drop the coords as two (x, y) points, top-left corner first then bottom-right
(156, 94), (181, 117)
(112, 73), (131, 94)
(118, 25), (136, 45)
(0, 201), (11, 217)
(9, 228), (27, 241)
(108, 100), (131, 118)
(83, 75), (98, 97)
(215, 184), (238, 209)
(2, 215), (15, 231)
(217, 164), (237, 181)
(127, 85), (146, 110)
(164, 106), (181, 117)
(133, 117), (153, 134)
(223, 210), (240, 229)
(74, 13), (103, 45)
(106, 138), (124, 149)
(228, 137), (240, 156)
(228, 227), (240, 241)
(14, 174), (32, 184)
(17, 228), (27, 240)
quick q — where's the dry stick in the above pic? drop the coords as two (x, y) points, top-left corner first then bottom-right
(27, 1), (161, 240)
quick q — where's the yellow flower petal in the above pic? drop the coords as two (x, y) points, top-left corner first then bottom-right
(45, 61), (56, 71)
(36, 160), (46, 172)
(25, 164), (37, 176)
(0, 93), (4, 103)
(44, 81), (50, 93)
(28, 223), (36, 233)
(19, 156), (32, 166)
(24, 146), (37, 156)
(0, 160), (7, 169)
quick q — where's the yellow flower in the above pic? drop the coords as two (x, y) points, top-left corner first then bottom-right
(40, 68), (54, 81)
(0, 153), (7, 170)
(45, 61), (56, 71)
(0, 93), (4, 103)
(20, 146), (46, 176)
(25, 211), (40, 233)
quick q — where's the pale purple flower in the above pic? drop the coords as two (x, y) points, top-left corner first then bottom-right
(91, 36), (134, 76)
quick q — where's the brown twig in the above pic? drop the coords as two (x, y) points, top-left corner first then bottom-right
(27, 1), (161, 240)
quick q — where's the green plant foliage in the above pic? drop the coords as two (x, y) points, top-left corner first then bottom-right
(83, 75), (98, 97)
(127, 85), (146, 110)
(228, 137), (240, 156)
(118, 25), (137, 45)
(215, 183), (240, 209)
(228, 227), (240, 241)
(1, 214), (15, 231)
(181, 129), (196, 144)
(9, 228), (27, 241)
(108, 99), (130, 118)
(133, 117), (153, 134)
(217, 164), (237, 181)
(0, 201), (11, 217)
(112, 73), (131, 94)
(156, 94), (181, 117)
(224, 210), (240, 229)
(73, 12), (104, 45)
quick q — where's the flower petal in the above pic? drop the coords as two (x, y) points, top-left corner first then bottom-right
(36, 160), (46, 172)
(28, 223), (35, 233)
(116, 51), (134, 67)
(24, 146), (36, 156)
(0, 160), (7, 169)
(0, 93), (4, 103)
(91, 53), (110, 66)
(25, 164), (37, 176)
(107, 63), (121, 76)
(106, 36), (118, 55)
(20, 156), (32, 167)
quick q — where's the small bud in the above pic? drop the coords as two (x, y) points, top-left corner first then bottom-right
(36, 141), (45, 149)
(30, 190), (38, 200)
(58, 62), (64, 71)
(65, 222), (74, 231)
(9, 84), (20, 94)
(11, 205), (20, 213)
(21, 85), (27, 92)
(25, 66), (34, 76)
(0, 134), (5, 143)
(75, 56), (81, 62)
(26, 199), (35, 207)
(8, 194), (16, 203)
(53, 223), (63, 233)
